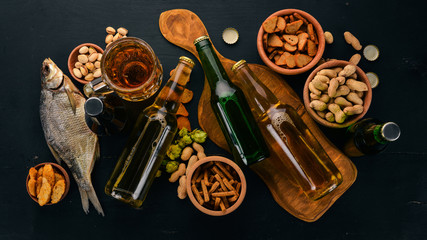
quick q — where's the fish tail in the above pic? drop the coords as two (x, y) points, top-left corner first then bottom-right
(78, 186), (90, 214)
(78, 184), (105, 216)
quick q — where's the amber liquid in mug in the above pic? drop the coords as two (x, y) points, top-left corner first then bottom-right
(101, 37), (163, 102)
(105, 46), (154, 88)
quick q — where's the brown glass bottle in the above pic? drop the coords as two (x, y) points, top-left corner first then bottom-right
(344, 118), (401, 157)
(232, 60), (342, 200)
(105, 56), (195, 208)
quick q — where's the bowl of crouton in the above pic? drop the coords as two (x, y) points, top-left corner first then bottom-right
(26, 162), (70, 206)
(257, 9), (325, 75)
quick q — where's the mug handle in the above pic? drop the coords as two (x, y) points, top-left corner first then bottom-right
(83, 77), (114, 98)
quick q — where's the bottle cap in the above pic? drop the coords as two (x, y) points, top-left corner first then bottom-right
(231, 60), (247, 72)
(194, 36), (210, 45)
(381, 122), (401, 142)
(222, 28), (239, 44)
(85, 97), (104, 117)
(363, 45), (380, 61)
(179, 56), (195, 67)
(366, 72), (379, 88)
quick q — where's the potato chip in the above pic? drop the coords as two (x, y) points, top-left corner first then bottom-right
(181, 89), (193, 104)
(177, 103), (189, 117)
(177, 116), (191, 131)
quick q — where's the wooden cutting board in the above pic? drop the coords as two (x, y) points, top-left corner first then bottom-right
(159, 9), (357, 222)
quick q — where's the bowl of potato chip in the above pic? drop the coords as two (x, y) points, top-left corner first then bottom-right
(26, 162), (70, 206)
(257, 9), (325, 75)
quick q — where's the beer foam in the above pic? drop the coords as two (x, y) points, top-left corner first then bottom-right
(271, 112), (295, 138)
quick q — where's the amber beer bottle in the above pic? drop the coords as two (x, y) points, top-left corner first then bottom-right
(105, 56), (195, 208)
(232, 60), (342, 200)
(343, 118), (401, 157)
(194, 36), (269, 166)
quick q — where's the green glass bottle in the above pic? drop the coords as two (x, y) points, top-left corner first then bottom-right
(194, 36), (269, 166)
(105, 56), (195, 208)
(232, 60), (342, 200)
(344, 118), (401, 157)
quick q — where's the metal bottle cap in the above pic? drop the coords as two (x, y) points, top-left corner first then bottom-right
(381, 122), (400, 142)
(232, 60), (247, 72)
(179, 56), (195, 67)
(222, 27), (239, 44)
(85, 97), (104, 117)
(194, 36), (210, 45)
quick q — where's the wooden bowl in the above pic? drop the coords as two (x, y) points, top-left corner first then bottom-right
(26, 162), (70, 205)
(67, 43), (104, 84)
(303, 60), (372, 128)
(186, 156), (247, 216)
(257, 9), (325, 75)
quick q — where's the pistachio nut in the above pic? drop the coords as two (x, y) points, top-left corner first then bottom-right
(117, 27), (128, 36)
(106, 26), (116, 35)
(93, 69), (102, 78)
(105, 34), (113, 44)
(94, 61), (101, 69)
(79, 46), (89, 54)
(80, 66), (88, 76)
(88, 53), (98, 62)
(88, 47), (97, 55)
(86, 62), (95, 72)
(84, 73), (94, 81)
(77, 54), (88, 64)
(73, 68), (82, 78)
(75, 62), (83, 68)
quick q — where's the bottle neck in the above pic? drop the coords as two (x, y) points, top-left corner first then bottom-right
(153, 59), (193, 114)
(232, 61), (280, 117)
(195, 39), (232, 92)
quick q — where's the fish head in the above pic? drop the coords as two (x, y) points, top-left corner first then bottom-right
(41, 58), (64, 90)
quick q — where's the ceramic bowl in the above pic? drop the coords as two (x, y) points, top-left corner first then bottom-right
(26, 162), (70, 205)
(303, 60), (372, 128)
(67, 43), (104, 84)
(186, 156), (247, 216)
(257, 9), (325, 75)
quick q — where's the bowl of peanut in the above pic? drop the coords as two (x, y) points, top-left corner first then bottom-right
(303, 60), (372, 128)
(257, 9), (325, 75)
(186, 156), (246, 216)
(68, 43), (104, 84)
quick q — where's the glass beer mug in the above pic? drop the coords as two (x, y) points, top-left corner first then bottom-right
(84, 37), (163, 102)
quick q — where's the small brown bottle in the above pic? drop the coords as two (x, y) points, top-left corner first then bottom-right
(344, 118), (401, 157)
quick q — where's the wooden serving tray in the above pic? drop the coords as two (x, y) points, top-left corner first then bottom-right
(159, 9), (357, 222)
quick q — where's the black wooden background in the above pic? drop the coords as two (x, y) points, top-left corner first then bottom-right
(1, 0), (426, 239)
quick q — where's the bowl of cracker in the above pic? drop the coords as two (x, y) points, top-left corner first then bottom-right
(257, 9), (325, 75)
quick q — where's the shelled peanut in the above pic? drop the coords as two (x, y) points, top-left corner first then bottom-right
(262, 12), (318, 69)
(308, 64), (368, 124)
(190, 161), (242, 212)
(105, 26), (128, 48)
(73, 46), (102, 81)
